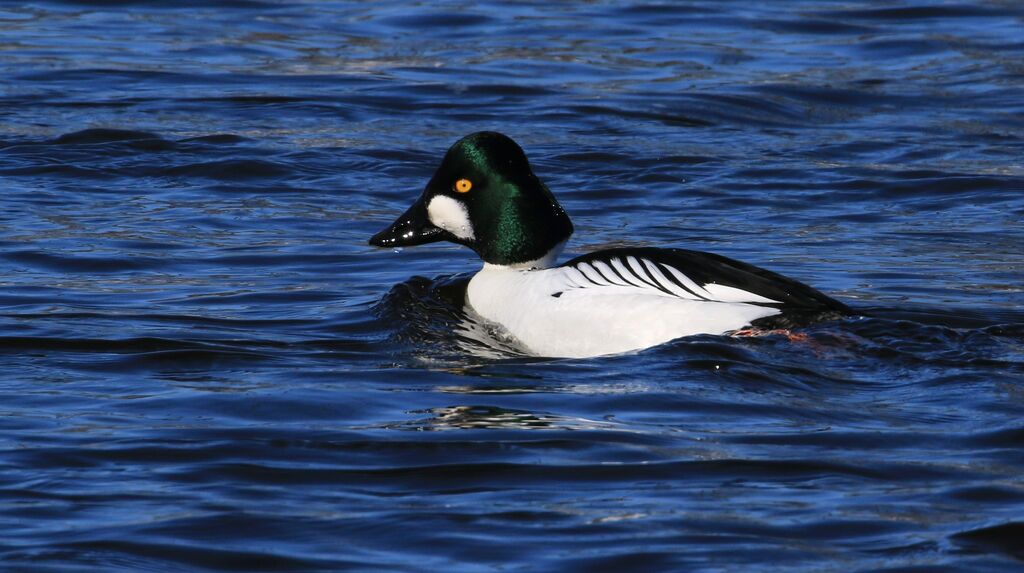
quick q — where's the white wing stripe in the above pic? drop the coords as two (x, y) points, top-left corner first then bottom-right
(610, 258), (647, 288)
(626, 256), (662, 290)
(590, 261), (630, 287)
(576, 263), (612, 286)
(561, 266), (589, 288)
(562, 255), (782, 306)
(626, 256), (645, 278)
(643, 259), (700, 300)
(661, 263), (713, 299)
(703, 283), (781, 304)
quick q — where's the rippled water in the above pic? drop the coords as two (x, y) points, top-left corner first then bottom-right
(1, 1), (1023, 571)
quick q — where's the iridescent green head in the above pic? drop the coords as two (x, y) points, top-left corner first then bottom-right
(369, 132), (574, 267)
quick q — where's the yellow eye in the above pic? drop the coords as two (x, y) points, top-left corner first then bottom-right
(454, 178), (473, 193)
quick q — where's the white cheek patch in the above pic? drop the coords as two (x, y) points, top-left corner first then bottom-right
(427, 195), (475, 241)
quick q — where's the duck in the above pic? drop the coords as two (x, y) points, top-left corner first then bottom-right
(369, 131), (851, 358)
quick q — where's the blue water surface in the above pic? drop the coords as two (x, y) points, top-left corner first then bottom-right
(1, 1), (1023, 571)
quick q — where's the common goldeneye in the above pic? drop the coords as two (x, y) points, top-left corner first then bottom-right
(369, 131), (850, 358)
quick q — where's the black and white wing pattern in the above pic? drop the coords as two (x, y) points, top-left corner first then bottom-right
(555, 247), (850, 322)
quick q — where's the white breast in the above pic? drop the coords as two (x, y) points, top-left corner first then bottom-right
(466, 263), (780, 358)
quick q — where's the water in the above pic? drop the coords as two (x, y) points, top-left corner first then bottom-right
(1, 1), (1023, 570)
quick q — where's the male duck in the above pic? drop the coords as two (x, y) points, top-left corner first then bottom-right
(369, 131), (850, 358)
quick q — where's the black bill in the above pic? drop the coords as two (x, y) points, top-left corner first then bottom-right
(368, 196), (447, 248)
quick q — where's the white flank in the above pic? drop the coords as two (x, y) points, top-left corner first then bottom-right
(426, 195), (475, 240)
(466, 264), (781, 358)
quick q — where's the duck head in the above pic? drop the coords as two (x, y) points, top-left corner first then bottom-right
(368, 132), (574, 268)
